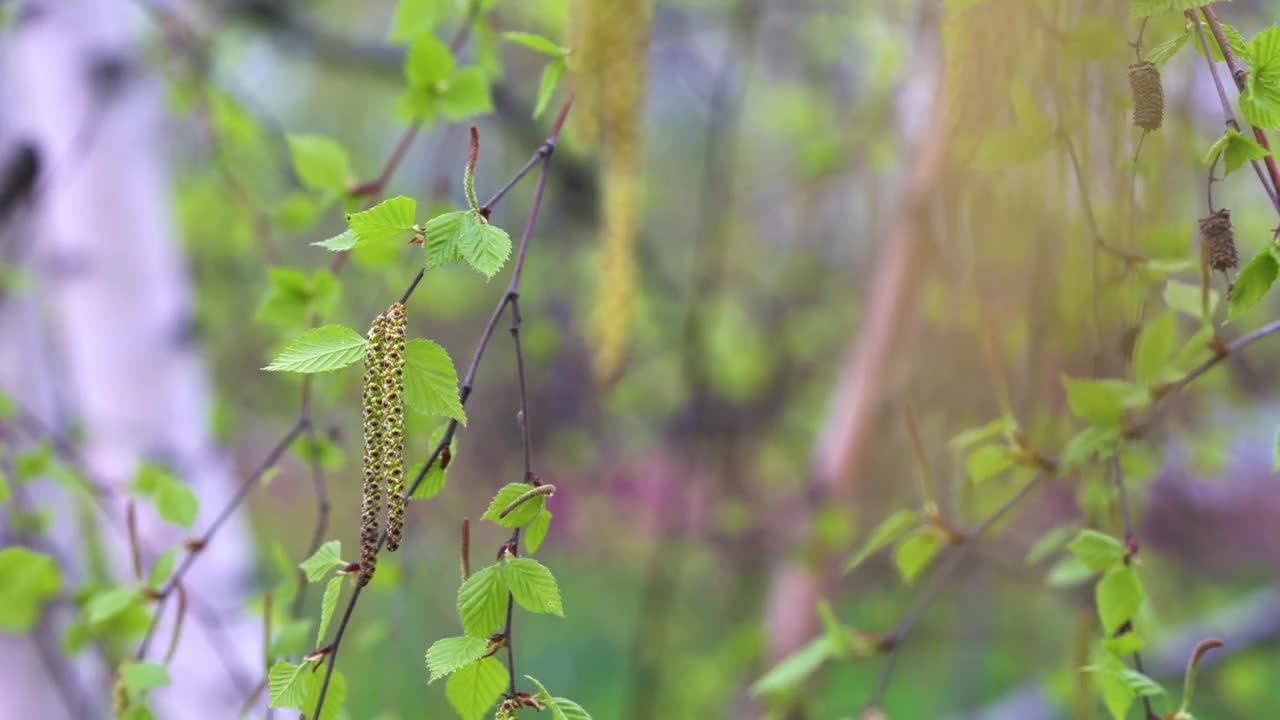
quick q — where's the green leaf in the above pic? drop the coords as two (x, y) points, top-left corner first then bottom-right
(1242, 27), (1280, 129)
(346, 196), (418, 247)
(1229, 247), (1279, 319)
(317, 575), (343, 644)
(1206, 128), (1270, 176)
(1129, 0), (1229, 17)
(502, 32), (565, 56)
(389, 0), (447, 41)
(1061, 425), (1121, 471)
(1025, 525), (1077, 565)
(1104, 631), (1146, 657)
(257, 268), (340, 327)
(1119, 668), (1167, 698)
(269, 619), (311, 658)
(1132, 311), (1177, 385)
(287, 134), (351, 192)
(966, 444), (1015, 483)
(844, 509), (919, 573)
(525, 509), (552, 554)
(533, 59), (567, 120)
(1063, 377), (1142, 427)
(0, 469), (10, 503)
(120, 661), (171, 694)
(1147, 30), (1190, 67)
(409, 425), (457, 500)
(156, 480), (197, 529)
(423, 210), (471, 269)
(313, 229), (358, 251)
(458, 221), (511, 279)
(1089, 657), (1136, 720)
(749, 635), (835, 696)
(446, 656), (507, 720)
(87, 587), (142, 625)
(404, 339), (466, 423)
(148, 548), (178, 589)
(894, 526), (946, 584)
(1192, 21), (1245, 63)
(0, 547), (62, 632)
(1096, 565), (1143, 635)
(1046, 555), (1096, 586)
(1164, 279), (1219, 321)
(304, 668), (346, 720)
(299, 540), (344, 582)
(404, 33), (455, 87)
(549, 697), (593, 720)
(264, 325), (366, 373)
(439, 67), (494, 121)
(948, 416), (1014, 450)
(502, 557), (563, 616)
(457, 564), (507, 637)
(483, 483), (545, 528)
(426, 635), (490, 683)
(1068, 529), (1126, 571)
(267, 661), (309, 710)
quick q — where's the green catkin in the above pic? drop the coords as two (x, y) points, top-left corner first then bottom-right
(1129, 61), (1164, 131)
(382, 303), (408, 552)
(358, 312), (388, 587)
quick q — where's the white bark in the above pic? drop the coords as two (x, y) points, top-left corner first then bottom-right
(0, 1), (261, 717)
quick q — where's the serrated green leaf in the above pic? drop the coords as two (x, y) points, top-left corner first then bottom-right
(1104, 631), (1146, 657)
(426, 635), (490, 683)
(844, 509), (919, 573)
(894, 526), (946, 584)
(1207, 128), (1271, 176)
(389, 0), (447, 41)
(1130, 0), (1229, 17)
(257, 268), (340, 327)
(317, 575), (343, 644)
(346, 196), (418, 248)
(1089, 657), (1136, 720)
(1229, 247), (1279, 319)
(446, 656), (507, 720)
(1025, 525), (1077, 565)
(1132, 311), (1177, 385)
(156, 480), (197, 529)
(0, 547), (62, 632)
(525, 509), (552, 554)
(404, 339), (466, 423)
(534, 59), (567, 119)
(1063, 377), (1143, 427)
(1164, 279), (1219, 321)
(503, 557), (563, 616)
(264, 326), (366, 373)
(439, 67), (494, 121)
(423, 210), (470, 269)
(966, 444), (1015, 483)
(1096, 565), (1143, 635)
(147, 548), (178, 589)
(88, 587), (142, 625)
(1242, 27), (1280, 129)
(459, 221), (511, 279)
(303, 667), (346, 720)
(299, 540), (344, 582)
(287, 134), (351, 192)
(313, 229), (358, 251)
(269, 618), (311, 658)
(409, 425), (456, 500)
(405, 33), (455, 87)
(948, 416), (1014, 450)
(1119, 668), (1167, 697)
(483, 483), (545, 528)
(267, 661), (309, 709)
(120, 661), (170, 694)
(1068, 529), (1126, 571)
(457, 564), (507, 637)
(549, 697), (593, 720)
(749, 635), (835, 696)
(1192, 21), (1245, 63)
(1147, 30), (1190, 67)
(503, 31), (565, 56)
(1046, 554), (1096, 586)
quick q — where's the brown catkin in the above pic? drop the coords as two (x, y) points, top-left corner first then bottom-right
(382, 303), (408, 552)
(1200, 208), (1238, 273)
(1129, 61), (1164, 131)
(358, 312), (388, 587)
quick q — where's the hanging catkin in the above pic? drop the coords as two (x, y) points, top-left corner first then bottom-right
(1200, 208), (1238, 272)
(358, 312), (388, 586)
(575, 0), (653, 386)
(1129, 61), (1164, 131)
(382, 303), (408, 552)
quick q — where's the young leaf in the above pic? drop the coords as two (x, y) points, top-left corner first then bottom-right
(316, 575), (343, 644)
(1088, 658), (1136, 720)
(549, 697), (593, 720)
(1025, 525), (1077, 566)
(1217, 129), (1270, 176)
(0, 468), (8, 503)
(749, 635), (836, 696)
(1192, 20), (1245, 62)
(502, 32), (565, 56)
(1096, 565), (1143, 635)
(313, 229), (358, 252)
(534, 59), (567, 119)
(267, 661), (309, 710)
(1164, 279), (1219, 321)
(894, 526), (946, 584)
(404, 339), (466, 423)
(445, 656), (507, 720)
(287, 134), (351, 192)
(457, 564), (508, 637)
(1147, 30), (1190, 67)
(439, 67), (494, 121)
(525, 509), (552, 554)
(458, 222), (511, 279)
(299, 540), (344, 582)
(1063, 377), (1141, 427)
(948, 416), (1014, 451)
(155, 480), (198, 529)
(1241, 27), (1280, 129)
(145, 548), (176, 590)
(120, 661), (171, 694)
(426, 635), (489, 683)
(1131, 311), (1177, 385)
(264, 325), (366, 373)
(502, 558), (564, 616)
(389, 0), (446, 42)
(966, 444), (1014, 483)
(1068, 529), (1126, 571)
(844, 509), (919, 573)
(482, 483), (545, 528)
(1046, 555), (1096, 587)
(303, 667), (346, 720)
(87, 587), (142, 625)
(1228, 247), (1279, 320)
(1130, 0), (1231, 17)
(345, 196), (418, 246)
(404, 34), (455, 87)
(1060, 425), (1121, 470)
(422, 210), (471, 269)
(409, 424), (457, 500)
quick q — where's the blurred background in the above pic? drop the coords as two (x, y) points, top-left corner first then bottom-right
(3, 0), (1280, 718)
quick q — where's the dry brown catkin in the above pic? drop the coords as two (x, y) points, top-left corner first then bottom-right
(1200, 208), (1238, 273)
(1129, 61), (1164, 132)
(358, 312), (388, 586)
(382, 303), (408, 552)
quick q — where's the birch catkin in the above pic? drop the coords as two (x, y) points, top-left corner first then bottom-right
(358, 312), (389, 586)
(1129, 61), (1164, 132)
(382, 303), (408, 552)
(1200, 208), (1238, 274)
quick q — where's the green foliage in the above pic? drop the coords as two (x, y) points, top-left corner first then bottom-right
(147, 549), (177, 590)
(457, 564), (507, 637)
(317, 575), (344, 643)
(1025, 525), (1077, 565)
(483, 483), (546, 528)
(0, 547), (62, 632)
(409, 424), (457, 500)
(120, 661), (170, 694)
(1241, 27), (1280, 129)
(445, 656), (507, 720)
(1086, 653), (1167, 720)
(346, 196), (419, 247)
(1130, 0), (1228, 17)
(948, 415), (1014, 451)
(426, 635), (490, 683)
(503, 558), (564, 616)
(1132, 311), (1177, 385)
(257, 269), (339, 327)
(459, 222), (512, 279)
(399, 34), (493, 123)
(287, 134), (352, 193)
(299, 540), (345, 582)
(525, 509), (552, 554)
(1205, 128), (1269, 176)
(1164, 280), (1219, 321)
(87, 587), (143, 625)
(502, 32), (566, 56)
(1192, 22), (1245, 63)
(1147, 30), (1189, 67)
(845, 509), (919, 573)
(268, 661), (310, 710)
(894, 526), (946, 584)
(404, 339), (467, 423)
(534, 59), (568, 119)
(966, 444), (1014, 483)
(1063, 377), (1144, 427)
(389, 0), (447, 41)
(422, 209), (512, 278)
(1096, 565), (1143, 635)
(1229, 246), (1280, 319)
(524, 676), (595, 720)
(750, 635), (836, 696)
(1068, 529), (1126, 571)
(131, 463), (199, 529)
(264, 325), (366, 373)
